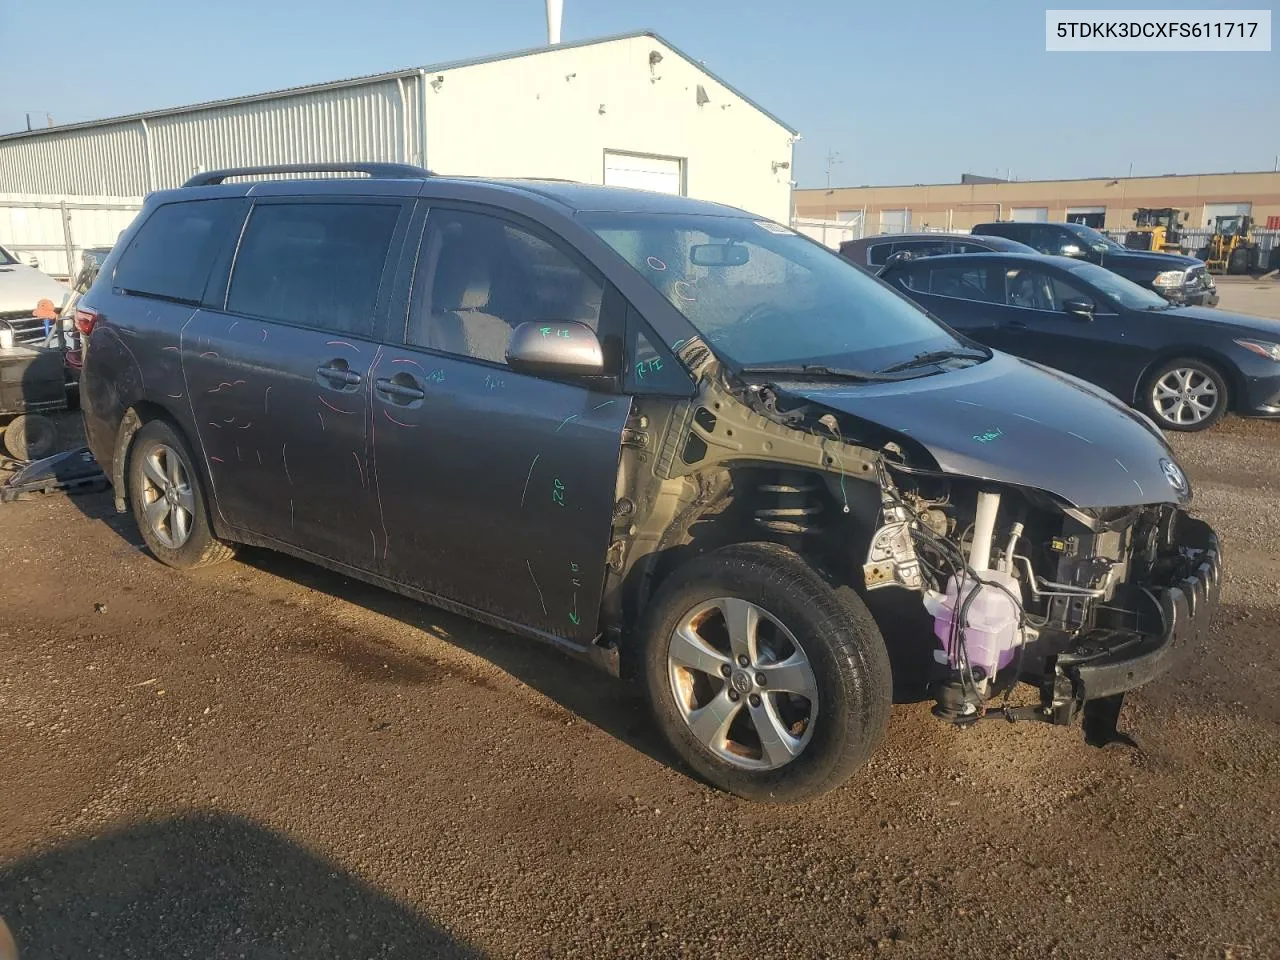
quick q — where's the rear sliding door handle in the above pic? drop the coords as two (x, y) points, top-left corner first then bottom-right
(1004, 320), (1029, 330)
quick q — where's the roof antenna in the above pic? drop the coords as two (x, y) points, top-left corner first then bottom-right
(545, 0), (562, 44)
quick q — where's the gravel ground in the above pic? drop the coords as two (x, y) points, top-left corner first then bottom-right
(1, 415), (1278, 960)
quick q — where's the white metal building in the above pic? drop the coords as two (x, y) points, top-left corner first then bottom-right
(0, 32), (798, 225)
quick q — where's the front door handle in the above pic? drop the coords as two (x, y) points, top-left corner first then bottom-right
(317, 360), (362, 387)
(375, 375), (425, 404)
(1005, 320), (1029, 330)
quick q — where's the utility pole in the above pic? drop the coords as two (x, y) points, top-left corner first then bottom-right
(825, 150), (842, 189)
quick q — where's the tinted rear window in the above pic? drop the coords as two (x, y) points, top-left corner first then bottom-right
(226, 202), (400, 336)
(114, 199), (242, 304)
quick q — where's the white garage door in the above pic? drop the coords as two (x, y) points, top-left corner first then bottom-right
(1010, 207), (1049, 222)
(603, 151), (684, 195)
(1202, 202), (1251, 225)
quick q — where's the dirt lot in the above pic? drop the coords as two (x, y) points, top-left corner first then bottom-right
(1, 407), (1279, 959)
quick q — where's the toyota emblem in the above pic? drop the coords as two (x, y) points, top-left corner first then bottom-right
(1159, 458), (1188, 494)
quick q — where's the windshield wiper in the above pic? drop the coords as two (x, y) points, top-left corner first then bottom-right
(736, 363), (903, 383)
(877, 348), (989, 374)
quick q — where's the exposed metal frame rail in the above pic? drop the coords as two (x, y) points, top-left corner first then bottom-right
(183, 162), (434, 187)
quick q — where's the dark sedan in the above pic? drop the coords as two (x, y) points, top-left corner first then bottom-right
(880, 252), (1280, 431)
(839, 231), (1036, 270)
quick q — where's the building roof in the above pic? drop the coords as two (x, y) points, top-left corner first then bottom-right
(0, 31), (797, 142)
(806, 169), (1280, 193)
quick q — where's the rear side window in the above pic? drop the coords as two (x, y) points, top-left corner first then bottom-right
(114, 199), (242, 304)
(227, 202), (400, 336)
(927, 265), (996, 302)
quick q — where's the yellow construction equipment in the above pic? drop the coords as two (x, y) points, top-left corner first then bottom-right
(1124, 208), (1189, 253)
(1199, 214), (1261, 275)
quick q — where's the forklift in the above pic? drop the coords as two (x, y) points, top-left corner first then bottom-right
(1124, 208), (1189, 253)
(1199, 214), (1261, 275)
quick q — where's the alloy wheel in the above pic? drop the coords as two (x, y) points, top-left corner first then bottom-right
(1151, 367), (1219, 426)
(139, 443), (195, 549)
(667, 597), (818, 770)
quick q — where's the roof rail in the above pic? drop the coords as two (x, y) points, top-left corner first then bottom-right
(183, 162), (432, 187)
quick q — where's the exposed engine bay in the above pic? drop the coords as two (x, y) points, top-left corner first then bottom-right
(620, 339), (1222, 744)
(861, 459), (1212, 733)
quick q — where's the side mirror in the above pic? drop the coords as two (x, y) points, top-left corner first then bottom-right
(1063, 298), (1095, 321)
(1131, 212), (1138, 221)
(506, 320), (605, 378)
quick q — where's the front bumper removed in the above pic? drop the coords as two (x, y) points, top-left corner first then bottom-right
(1026, 513), (1221, 741)
(1063, 514), (1221, 702)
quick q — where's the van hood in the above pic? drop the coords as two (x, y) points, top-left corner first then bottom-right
(777, 351), (1190, 509)
(0, 263), (70, 314)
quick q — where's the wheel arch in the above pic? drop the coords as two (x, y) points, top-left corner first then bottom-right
(1131, 347), (1243, 412)
(112, 400), (213, 515)
(617, 463), (880, 677)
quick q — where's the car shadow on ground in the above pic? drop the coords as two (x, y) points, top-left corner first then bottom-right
(58, 485), (939, 774)
(0, 812), (483, 960)
(235, 543), (940, 750)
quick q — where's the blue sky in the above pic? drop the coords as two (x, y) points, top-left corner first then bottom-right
(1, 0), (1275, 187)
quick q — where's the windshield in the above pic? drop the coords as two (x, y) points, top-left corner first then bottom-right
(1066, 223), (1124, 251)
(1065, 261), (1172, 310)
(584, 213), (967, 372)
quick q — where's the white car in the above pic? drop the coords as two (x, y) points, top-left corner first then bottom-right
(0, 243), (72, 345)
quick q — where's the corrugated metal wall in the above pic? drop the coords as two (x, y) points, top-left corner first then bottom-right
(0, 124), (150, 195)
(0, 75), (424, 196)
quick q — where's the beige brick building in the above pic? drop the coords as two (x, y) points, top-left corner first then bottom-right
(793, 170), (1280, 237)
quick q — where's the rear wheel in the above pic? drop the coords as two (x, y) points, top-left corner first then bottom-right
(640, 542), (892, 803)
(127, 419), (235, 569)
(1143, 358), (1228, 432)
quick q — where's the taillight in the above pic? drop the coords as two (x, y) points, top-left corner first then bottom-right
(75, 308), (101, 336)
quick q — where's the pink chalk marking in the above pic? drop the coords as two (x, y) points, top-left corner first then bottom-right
(260, 329), (268, 341)
(229, 321), (239, 334)
(391, 357), (428, 374)
(167, 393), (183, 399)
(238, 421), (252, 429)
(162, 345), (180, 353)
(382, 409), (417, 428)
(207, 423), (221, 430)
(209, 456), (224, 463)
(317, 395), (353, 416)
(326, 340), (360, 352)
(352, 451), (366, 488)
(200, 351), (219, 359)
(317, 411), (325, 431)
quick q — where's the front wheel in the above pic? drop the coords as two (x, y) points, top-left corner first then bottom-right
(640, 542), (892, 803)
(1143, 358), (1228, 432)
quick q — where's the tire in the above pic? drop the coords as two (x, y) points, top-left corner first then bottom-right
(640, 542), (892, 803)
(1227, 247), (1250, 275)
(126, 418), (235, 569)
(2, 413), (58, 461)
(1142, 357), (1228, 432)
